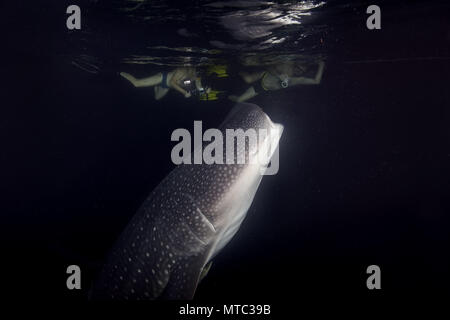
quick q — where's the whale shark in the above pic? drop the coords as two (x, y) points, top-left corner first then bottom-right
(91, 103), (283, 300)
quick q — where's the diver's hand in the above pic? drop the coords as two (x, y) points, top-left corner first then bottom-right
(184, 91), (192, 98)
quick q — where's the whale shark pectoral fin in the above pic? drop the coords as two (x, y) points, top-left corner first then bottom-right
(179, 193), (217, 240)
(92, 193), (212, 300)
(199, 261), (213, 282)
(196, 207), (216, 233)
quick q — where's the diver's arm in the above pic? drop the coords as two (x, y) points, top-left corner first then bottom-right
(289, 61), (325, 85)
(170, 68), (192, 97)
(229, 86), (258, 102)
(170, 78), (190, 97)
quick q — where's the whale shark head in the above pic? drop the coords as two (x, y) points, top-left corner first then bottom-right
(91, 103), (283, 300)
(219, 102), (283, 174)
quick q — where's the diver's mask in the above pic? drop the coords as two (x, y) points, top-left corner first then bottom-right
(183, 79), (198, 97)
(183, 79), (193, 89)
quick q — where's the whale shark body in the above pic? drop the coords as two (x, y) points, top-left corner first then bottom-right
(92, 103), (283, 300)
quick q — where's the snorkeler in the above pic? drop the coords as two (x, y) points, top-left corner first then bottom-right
(229, 60), (325, 102)
(120, 67), (203, 100)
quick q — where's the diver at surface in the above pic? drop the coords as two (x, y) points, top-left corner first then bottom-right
(120, 67), (207, 100)
(229, 60), (325, 102)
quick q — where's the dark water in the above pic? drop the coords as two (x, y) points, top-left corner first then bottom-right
(1, 0), (449, 308)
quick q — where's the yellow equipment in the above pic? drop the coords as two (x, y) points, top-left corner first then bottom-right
(206, 64), (228, 78)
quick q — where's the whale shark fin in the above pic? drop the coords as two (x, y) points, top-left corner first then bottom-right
(199, 261), (213, 282)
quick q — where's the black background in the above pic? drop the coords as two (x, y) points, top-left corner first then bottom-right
(0, 0), (449, 311)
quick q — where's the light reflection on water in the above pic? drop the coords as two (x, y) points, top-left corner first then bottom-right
(71, 0), (329, 72)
